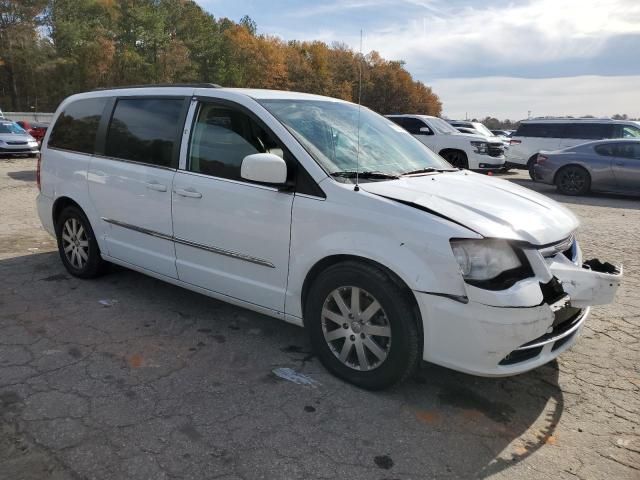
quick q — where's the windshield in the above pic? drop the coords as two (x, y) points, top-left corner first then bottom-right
(472, 123), (495, 138)
(259, 100), (451, 180)
(427, 117), (459, 134)
(0, 122), (26, 134)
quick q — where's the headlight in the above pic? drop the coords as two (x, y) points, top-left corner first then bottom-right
(470, 141), (488, 154)
(450, 239), (523, 282)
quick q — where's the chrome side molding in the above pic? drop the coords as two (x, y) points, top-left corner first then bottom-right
(101, 217), (275, 268)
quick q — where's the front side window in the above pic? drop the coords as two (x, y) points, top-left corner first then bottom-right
(48, 98), (107, 153)
(188, 103), (284, 180)
(105, 98), (184, 168)
(401, 118), (427, 135)
(259, 99), (451, 179)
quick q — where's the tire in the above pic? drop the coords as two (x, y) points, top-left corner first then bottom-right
(441, 150), (469, 170)
(304, 261), (420, 390)
(527, 156), (538, 180)
(55, 205), (105, 278)
(555, 165), (591, 196)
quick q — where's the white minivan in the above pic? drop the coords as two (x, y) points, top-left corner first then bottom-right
(37, 85), (622, 389)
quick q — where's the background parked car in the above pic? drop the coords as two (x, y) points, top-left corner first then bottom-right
(0, 120), (40, 158)
(386, 115), (505, 171)
(534, 139), (640, 195)
(448, 120), (510, 148)
(491, 129), (513, 137)
(16, 120), (48, 145)
(456, 127), (478, 135)
(507, 118), (640, 178)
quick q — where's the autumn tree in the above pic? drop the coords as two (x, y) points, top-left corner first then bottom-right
(0, 0), (442, 117)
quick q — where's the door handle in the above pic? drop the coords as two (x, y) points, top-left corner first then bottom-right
(174, 188), (202, 198)
(146, 182), (167, 192)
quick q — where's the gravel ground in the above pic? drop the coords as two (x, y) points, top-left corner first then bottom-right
(0, 157), (638, 480)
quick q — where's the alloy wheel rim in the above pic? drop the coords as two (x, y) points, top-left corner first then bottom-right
(62, 218), (89, 269)
(321, 286), (391, 371)
(560, 169), (584, 193)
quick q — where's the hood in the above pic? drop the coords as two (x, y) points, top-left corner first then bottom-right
(0, 132), (35, 142)
(451, 132), (489, 142)
(361, 171), (578, 245)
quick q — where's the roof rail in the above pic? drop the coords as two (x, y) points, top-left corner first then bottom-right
(93, 83), (222, 91)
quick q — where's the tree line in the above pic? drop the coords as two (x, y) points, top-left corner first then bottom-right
(0, 0), (442, 116)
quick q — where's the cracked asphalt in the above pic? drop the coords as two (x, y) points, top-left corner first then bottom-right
(1, 157), (638, 480)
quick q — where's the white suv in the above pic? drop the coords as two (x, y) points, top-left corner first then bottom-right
(507, 118), (640, 177)
(36, 85), (621, 389)
(386, 115), (505, 171)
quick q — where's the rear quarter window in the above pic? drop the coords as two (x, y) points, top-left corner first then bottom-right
(48, 98), (108, 153)
(515, 123), (566, 138)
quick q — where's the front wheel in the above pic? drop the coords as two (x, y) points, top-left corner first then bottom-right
(555, 166), (591, 196)
(305, 262), (421, 390)
(442, 150), (469, 169)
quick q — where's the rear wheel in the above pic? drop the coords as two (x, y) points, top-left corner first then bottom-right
(55, 205), (105, 278)
(305, 261), (420, 390)
(555, 166), (591, 196)
(441, 150), (469, 169)
(527, 155), (538, 180)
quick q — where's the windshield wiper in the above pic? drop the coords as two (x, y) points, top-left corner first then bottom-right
(330, 170), (400, 179)
(401, 167), (457, 176)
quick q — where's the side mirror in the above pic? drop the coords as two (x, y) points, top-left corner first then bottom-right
(241, 153), (287, 185)
(419, 127), (433, 135)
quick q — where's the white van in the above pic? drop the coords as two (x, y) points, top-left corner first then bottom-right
(507, 118), (640, 177)
(386, 115), (506, 171)
(37, 85), (621, 389)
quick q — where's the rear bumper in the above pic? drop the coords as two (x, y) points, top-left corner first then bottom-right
(0, 145), (39, 156)
(533, 164), (556, 184)
(36, 193), (55, 237)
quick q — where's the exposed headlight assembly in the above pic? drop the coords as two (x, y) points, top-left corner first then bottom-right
(450, 239), (532, 290)
(470, 141), (488, 154)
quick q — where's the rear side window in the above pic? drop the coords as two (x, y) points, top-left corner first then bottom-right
(594, 144), (616, 157)
(515, 123), (565, 138)
(105, 98), (184, 168)
(48, 98), (107, 153)
(564, 123), (614, 140)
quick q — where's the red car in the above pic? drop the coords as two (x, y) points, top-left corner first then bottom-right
(16, 120), (48, 145)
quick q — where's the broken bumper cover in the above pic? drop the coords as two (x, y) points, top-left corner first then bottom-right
(416, 243), (622, 377)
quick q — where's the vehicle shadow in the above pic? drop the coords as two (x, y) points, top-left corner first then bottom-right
(0, 251), (562, 479)
(504, 176), (639, 210)
(6, 170), (36, 182)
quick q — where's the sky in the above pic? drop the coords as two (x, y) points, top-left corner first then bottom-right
(200, 0), (640, 120)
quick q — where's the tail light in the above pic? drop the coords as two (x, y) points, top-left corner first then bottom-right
(509, 139), (521, 145)
(537, 154), (548, 164)
(36, 153), (42, 191)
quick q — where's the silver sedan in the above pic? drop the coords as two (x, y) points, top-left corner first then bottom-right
(533, 139), (640, 195)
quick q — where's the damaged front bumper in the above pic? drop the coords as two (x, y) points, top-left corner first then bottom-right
(416, 238), (622, 376)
